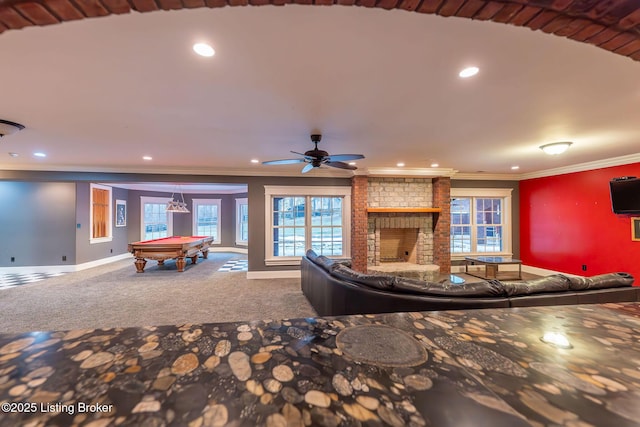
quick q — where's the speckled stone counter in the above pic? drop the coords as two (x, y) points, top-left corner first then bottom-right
(2, 302), (640, 426)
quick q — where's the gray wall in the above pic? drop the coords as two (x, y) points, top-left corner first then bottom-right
(74, 183), (130, 264)
(0, 181), (77, 267)
(451, 179), (520, 259)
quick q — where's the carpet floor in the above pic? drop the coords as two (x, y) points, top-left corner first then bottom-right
(0, 253), (317, 334)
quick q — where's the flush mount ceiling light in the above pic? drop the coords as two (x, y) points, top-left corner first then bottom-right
(0, 119), (25, 137)
(540, 141), (573, 155)
(459, 66), (479, 78)
(193, 43), (215, 57)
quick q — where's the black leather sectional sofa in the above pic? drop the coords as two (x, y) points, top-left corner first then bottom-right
(301, 250), (638, 316)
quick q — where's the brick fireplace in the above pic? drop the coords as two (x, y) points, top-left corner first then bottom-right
(351, 176), (451, 274)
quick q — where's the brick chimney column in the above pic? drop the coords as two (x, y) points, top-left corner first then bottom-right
(351, 175), (368, 273)
(432, 177), (451, 274)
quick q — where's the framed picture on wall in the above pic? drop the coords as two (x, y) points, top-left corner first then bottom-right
(116, 200), (127, 227)
(632, 217), (640, 241)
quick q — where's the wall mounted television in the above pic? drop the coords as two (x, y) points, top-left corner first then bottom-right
(610, 176), (640, 214)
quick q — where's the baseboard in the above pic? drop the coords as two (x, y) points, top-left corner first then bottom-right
(522, 265), (581, 277)
(74, 253), (132, 272)
(208, 247), (248, 254)
(246, 270), (301, 280)
(0, 253), (131, 275)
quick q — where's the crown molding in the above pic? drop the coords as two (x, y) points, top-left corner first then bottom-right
(0, 164), (355, 178)
(359, 167), (458, 177)
(451, 173), (522, 181)
(518, 153), (640, 180)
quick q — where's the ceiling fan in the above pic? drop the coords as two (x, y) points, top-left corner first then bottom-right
(262, 134), (365, 173)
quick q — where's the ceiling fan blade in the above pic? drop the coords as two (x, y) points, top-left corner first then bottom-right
(301, 163), (315, 173)
(326, 154), (365, 162)
(262, 159), (306, 165)
(326, 161), (357, 170)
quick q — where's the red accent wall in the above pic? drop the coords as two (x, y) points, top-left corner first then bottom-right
(520, 162), (640, 282)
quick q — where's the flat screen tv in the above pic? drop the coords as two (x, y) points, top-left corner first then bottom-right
(610, 177), (640, 214)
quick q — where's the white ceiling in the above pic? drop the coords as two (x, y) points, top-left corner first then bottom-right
(0, 5), (639, 178)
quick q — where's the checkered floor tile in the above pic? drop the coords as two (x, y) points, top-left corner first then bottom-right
(217, 259), (248, 272)
(0, 272), (65, 290)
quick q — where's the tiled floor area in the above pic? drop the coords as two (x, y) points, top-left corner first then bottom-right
(0, 272), (65, 290)
(217, 259), (248, 272)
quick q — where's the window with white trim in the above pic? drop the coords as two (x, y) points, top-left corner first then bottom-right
(265, 186), (351, 266)
(193, 199), (221, 243)
(236, 198), (248, 246)
(141, 196), (173, 240)
(450, 188), (513, 257)
(90, 184), (112, 244)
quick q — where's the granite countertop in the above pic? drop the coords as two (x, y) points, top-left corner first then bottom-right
(1, 302), (640, 426)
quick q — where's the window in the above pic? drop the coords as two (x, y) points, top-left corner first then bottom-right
(193, 199), (221, 243)
(310, 197), (344, 256)
(265, 186), (351, 266)
(90, 184), (112, 243)
(450, 188), (512, 257)
(236, 198), (248, 245)
(141, 196), (173, 240)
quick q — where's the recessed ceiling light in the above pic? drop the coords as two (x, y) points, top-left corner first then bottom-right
(143, 156), (152, 161)
(511, 166), (520, 170)
(430, 162), (439, 168)
(348, 162), (356, 166)
(193, 43), (215, 57)
(33, 152), (46, 158)
(251, 159), (259, 164)
(397, 162), (405, 167)
(8, 152), (18, 157)
(459, 66), (479, 78)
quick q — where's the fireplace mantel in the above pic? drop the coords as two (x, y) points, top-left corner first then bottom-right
(367, 207), (441, 213)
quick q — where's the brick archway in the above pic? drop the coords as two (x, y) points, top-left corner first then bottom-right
(1, 0), (639, 61)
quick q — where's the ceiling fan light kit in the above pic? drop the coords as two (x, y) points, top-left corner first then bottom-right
(263, 134), (365, 174)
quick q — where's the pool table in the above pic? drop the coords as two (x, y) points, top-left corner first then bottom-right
(127, 236), (214, 273)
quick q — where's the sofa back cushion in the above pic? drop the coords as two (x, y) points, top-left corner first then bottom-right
(566, 272), (634, 290)
(305, 249), (319, 263)
(330, 264), (395, 290)
(393, 277), (506, 297)
(502, 274), (571, 297)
